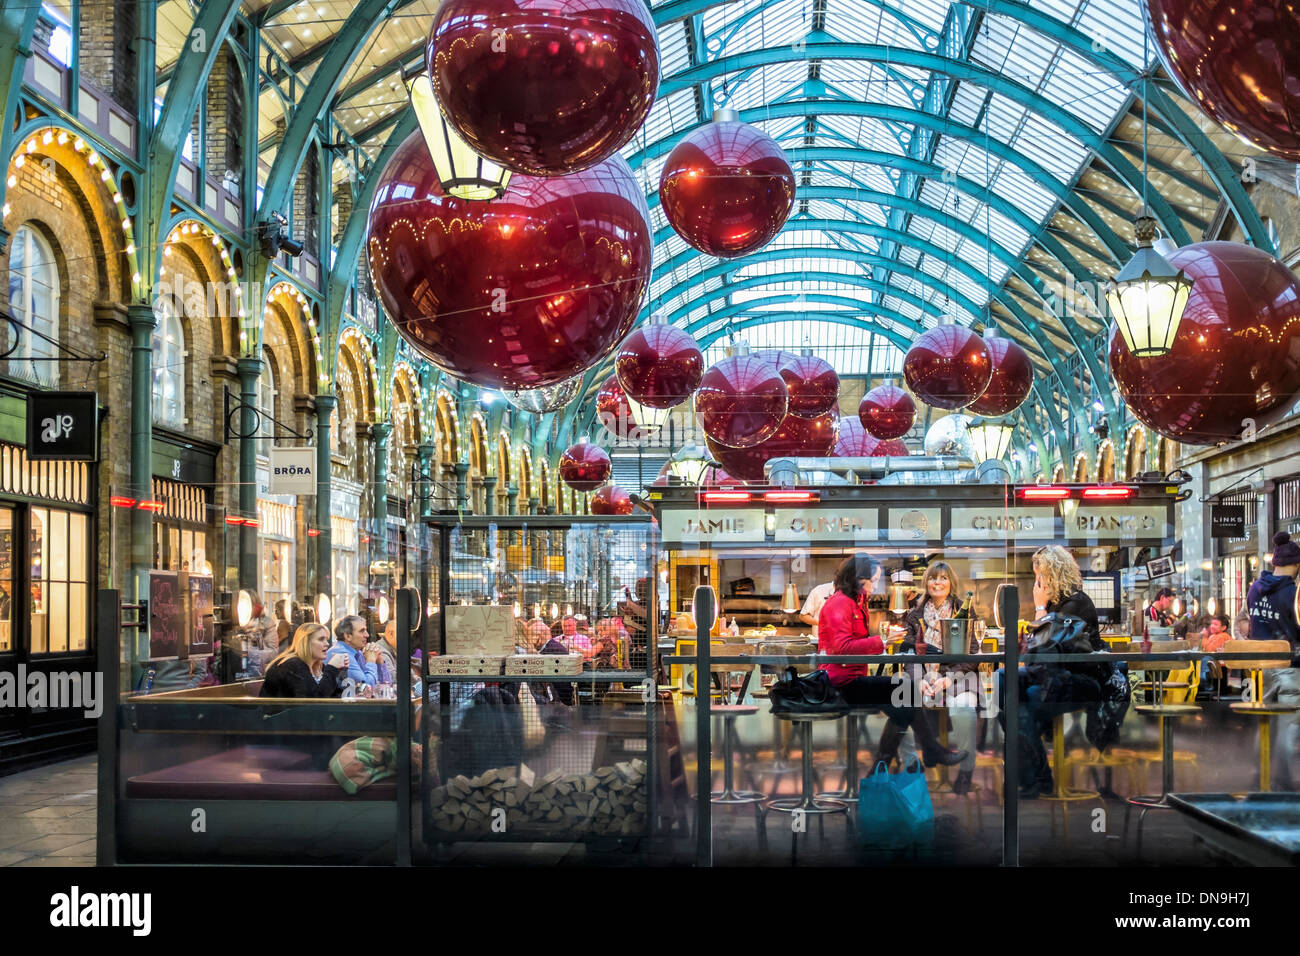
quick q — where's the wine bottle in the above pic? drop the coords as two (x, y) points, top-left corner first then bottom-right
(954, 591), (974, 620)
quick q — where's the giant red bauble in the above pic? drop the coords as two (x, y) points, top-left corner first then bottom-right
(429, 0), (660, 174)
(903, 326), (993, 410)
(366, 133), (651, 390)
(704, 413), (837, 482)
(659, 119), (796, 258)
(596, 375), (646, 443)
(615, 324), (704, 408)
(1144, 0), (1300, 161)
(835, 419), (908, 457)
(778, 353), (839, 418)
(559, 442), (612, 491)
(1109, 241), (1300, 444)
(696, 354), (789, 448)
(966, 336), (1034, 416)
(858, 384), (915, 440)
(591, 485), (634, 515)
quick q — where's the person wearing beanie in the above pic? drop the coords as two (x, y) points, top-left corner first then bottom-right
(1246, 531), (1300, 789)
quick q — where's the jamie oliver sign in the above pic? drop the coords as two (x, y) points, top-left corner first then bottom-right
(948, 507), (1056, 542)
(774, 508), (878, 543)
(1064, 505), (1168, 542)
(661, 509), (766, 546)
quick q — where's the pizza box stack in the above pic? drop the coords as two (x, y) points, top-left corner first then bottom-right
(504, 653), (583, 677)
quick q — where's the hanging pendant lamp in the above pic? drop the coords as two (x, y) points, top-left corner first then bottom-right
(405, 71), (511, 201)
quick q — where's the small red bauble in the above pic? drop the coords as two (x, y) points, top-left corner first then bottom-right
(591, 485), (634, 515)
(903, 325), (993, 410)
(615, 324), (704, 408)
(966, 337), (1033, 416)
(1109, 241), (1300, 444)
(596, 375), (644, 443)
(559, 442), (612, 491)
(835, 419), (908, 457)
(697, 354), (789, 449)
(659, 118), (796, 258)
(429, 0), (660, 174)
(1145, 0), (1300, 161)
(858, 384), (916, 440)
(366, 133), (651, 390)
(778, 353), (839, 418)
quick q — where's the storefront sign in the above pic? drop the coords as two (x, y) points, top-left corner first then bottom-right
(1211, 503), (1246, 538)
(1064, 505), (1169, 542)
(148, 571), (184, 661)
(774, 507), (878, 542)
(267, 446), (317, 495)
(188, 575), (214, 657)
(949, 507), (1056, 542)
(26, 391), (97, 461)
(887, 508), (942, 542)
(660, 508), (766, 546)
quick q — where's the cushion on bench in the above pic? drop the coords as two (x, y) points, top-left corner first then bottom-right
(125, 745), (395, 801)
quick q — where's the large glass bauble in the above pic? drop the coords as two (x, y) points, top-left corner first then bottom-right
(559, 441), (612, 491)
(966, 336), (1033, 416)
(366, 133), (651, 390)
(777, 353), (839, 419)
(697, 354), (789, 449)
(615, 324), (704, 408)
(429, 0), (660, 174)
(903, 326), (993, 410)
(858, 384), (916, 440)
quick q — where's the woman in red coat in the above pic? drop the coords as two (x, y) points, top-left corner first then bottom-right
(819, 553), (966, 770)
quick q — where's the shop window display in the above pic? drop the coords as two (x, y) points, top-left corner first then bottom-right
(0, 508), (12, 652)
(28, 506), (89, 655)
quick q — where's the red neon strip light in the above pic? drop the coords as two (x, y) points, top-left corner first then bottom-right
(1081, 486), (1135, 500)
(225, 516), (246, 525)
(109, 496), (137, 508)
(698, 491), (752, 503)
(764, 491), (820, 502)
(307, 528), (321, 537)
(136, 500), (165, 512)
(243, 518), (260, 528)
(1017, 486), (1071, 500)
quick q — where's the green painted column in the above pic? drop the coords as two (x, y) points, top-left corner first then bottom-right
(314, 395), (335, 602)
(527, 496), (539, 516)
(237, 356), (264, 588)
(454, 462), (469, 512)
(372, 421), (391, 536)
(127, 304), (157, 601)
(417, 443), (436, 518)
(506, 483), (518, 515)
(483, 475), (498, 515)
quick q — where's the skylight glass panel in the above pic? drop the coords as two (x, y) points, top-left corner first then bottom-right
(825, 0), (930, 50)
(718, 62), (809, 113)
(658, 20), (692, 76)
(1039, 46), (1127, 132)
(1013, 111), (1088, 181)
(1074, 0), (1149, 68)
(947, 83), (987, 128)
(990, 164), (1057, 220)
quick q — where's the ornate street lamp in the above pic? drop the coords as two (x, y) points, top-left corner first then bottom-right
(405, 70), (511, 201)
(667, 443), (713, 485)
(1105, 214), (1193, 357)
(967, 417), (1015, 464)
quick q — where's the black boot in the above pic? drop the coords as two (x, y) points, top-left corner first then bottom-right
(872, 720), (904, 773)
(952, 769), (974, 795)
(912, 712), (968, 767)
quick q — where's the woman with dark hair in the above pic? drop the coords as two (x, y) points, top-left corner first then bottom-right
(819, 553), (966, 770)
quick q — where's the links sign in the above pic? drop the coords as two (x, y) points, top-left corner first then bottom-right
(268, 446), (317, 495)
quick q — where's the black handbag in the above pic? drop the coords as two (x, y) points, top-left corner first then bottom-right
(768, 666), (848, 715)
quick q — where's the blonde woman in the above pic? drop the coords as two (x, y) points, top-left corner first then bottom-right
(260, 623), (350, 698)
(902, 561), (979, 792)
(1031, 546), (1101, 649)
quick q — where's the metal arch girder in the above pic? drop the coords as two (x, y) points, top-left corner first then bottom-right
(322, 110), (417, 383)
(646, 245), (1081, 421)
(688, 315), (1043, 464)
(625, 99), (1130, 263)
(653, 217), (1108, 430)
(254, 0), (401, 344)
(0, 1), (41, 214)
(657, 42), (1191, 245)
(974, 0), (1269, 250)
(145, 0), (244, 290)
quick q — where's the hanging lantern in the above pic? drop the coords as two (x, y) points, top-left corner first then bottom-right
(966, 336), (1033, 416)
(596, 375), (643, 442)
(697, 351), (789, 449)
(1110, 241), (1300, 443)
(1105, 215), (1193, 358)
(429, 0), (660, 175)
(366, 132), (651, 390)
(859, 384), (915, 440)
(615, 320), (704, 409)
(967, 418), (1015, 464)
(559, 440), (611, 491)
(777, 351), (839, 419)
(780, 581), (800, 614)
(591, 485), (634, 515)
(627, 395), (671, 434)
(903, 325), (993, 410)
(505, 374), (583, 414)
(405, 71), (511, 201)
(658, 109), (796, 258)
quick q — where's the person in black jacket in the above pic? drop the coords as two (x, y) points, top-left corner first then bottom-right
(1247, 532), (1300, 788)
(260, 623), (349, 698)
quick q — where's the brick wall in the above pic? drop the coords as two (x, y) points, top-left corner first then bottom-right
(292, 149), (321, 259)
(78, 0), (137, 109)
(205, 46), (245, 181)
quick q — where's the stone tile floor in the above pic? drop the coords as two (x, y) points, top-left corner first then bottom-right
(0, 755), (97, 866)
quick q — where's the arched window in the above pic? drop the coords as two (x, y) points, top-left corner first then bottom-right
(151, 299), (186, 426)
(258, 357), (276, 458)
(7, 226), (59, 385)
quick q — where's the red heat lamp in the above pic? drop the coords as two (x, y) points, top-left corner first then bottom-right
(697, 491), (752, 503)
(697, 490), (822, 504)
(109, 496), (137, 509)
(1017, 486), (1071, 501)
(1016, 485), (1137, 501)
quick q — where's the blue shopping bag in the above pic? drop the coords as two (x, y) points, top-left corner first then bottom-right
(857, 756), (934, 849)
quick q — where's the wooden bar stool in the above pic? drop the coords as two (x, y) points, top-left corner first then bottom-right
(1225, 639), (1298, 792)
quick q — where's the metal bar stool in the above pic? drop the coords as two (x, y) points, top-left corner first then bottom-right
(817, 710), (874, 800)
(765, 712), (851, 838)
(1225, 639), (1299, 792)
